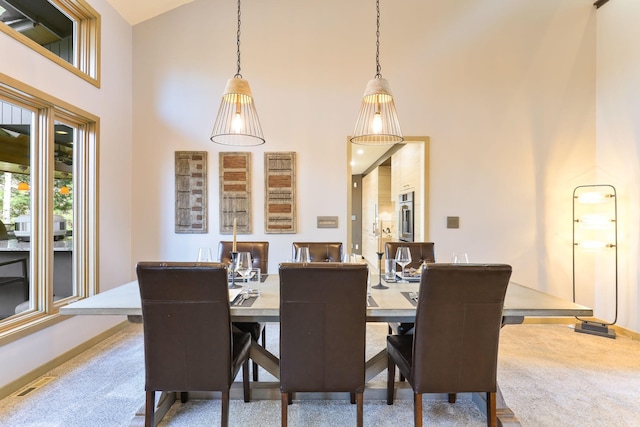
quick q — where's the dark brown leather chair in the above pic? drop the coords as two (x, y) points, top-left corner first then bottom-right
(218, 241), (269, 272)
(218, 241), (269, 381)
(385, 242), (436, 335)
(291, 241), (343, 262)
(136, 262), (251, 427)
(386, 263), (512, 427)
(279, 262), (368, 427)
(385, 242), (435, 270)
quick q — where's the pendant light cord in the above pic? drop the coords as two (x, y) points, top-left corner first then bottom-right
(375, 0), (382, 78)
(235, 0), (242, 78)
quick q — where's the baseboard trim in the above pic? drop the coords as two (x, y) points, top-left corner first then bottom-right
(0, 320), (129, 400)
(521, 317), (640, 341)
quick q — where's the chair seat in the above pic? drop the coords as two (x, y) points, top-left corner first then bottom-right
(387, 334), (413, 378)
(231, 332), (252, 376)
(389, 322), (415, 335)
(233, 321), (265, 341)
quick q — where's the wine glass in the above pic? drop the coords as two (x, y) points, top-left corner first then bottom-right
(296, 247), (311, 263)
(395, 247), (412, 283)
(451, 252), (469, 264)
(196, 247), (212, 262)
(235, 252), (253, 293)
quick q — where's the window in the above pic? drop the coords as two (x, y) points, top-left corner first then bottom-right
(0, 0), (100, 86)
(0, 73), (98, 339)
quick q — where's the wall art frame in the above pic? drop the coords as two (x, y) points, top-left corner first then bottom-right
(219, 152), (252, 234)
(175, 151), (207, 233)
(264, 151), (297, 233)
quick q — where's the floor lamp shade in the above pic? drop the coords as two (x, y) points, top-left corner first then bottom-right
(210, 77), (265, 146)
(351, 77), (403, 145)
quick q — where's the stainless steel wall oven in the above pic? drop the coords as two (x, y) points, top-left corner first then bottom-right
(398, 191), (414, 242)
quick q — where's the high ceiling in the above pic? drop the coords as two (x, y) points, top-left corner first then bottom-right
(103, 0), (398, 175)
(105, 0), (195, 25)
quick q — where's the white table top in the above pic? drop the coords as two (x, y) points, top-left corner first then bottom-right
(60, 274), (593, 321)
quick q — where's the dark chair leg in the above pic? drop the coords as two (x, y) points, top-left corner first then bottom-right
(180, 391), (188, 403)
(253, 360), (259, 382)
(356, 392), (364, 427)
(288, 392), (293, 405)
(387, 355), (396, 405)
(281, 392), (288, 427)
(145, 390), (155, 427)
(399, 373), (406, 382)
(448, 393), (457, 403)
(221, 391), (230, 427)
(350, 392), (356, 404)
(486, 391), (497, 427)
(414, 392), (423, 427)
(243, 358), (250, 403)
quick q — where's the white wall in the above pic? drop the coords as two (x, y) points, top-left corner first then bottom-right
(596, 0), (640, 331)
(2, 0), (637, 395)
(131, 0), (596, 301)
(0, 0), (133, 389)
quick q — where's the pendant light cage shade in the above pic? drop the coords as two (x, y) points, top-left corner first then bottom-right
(211, 77), (265, 146)
(351, 77), (403, 145)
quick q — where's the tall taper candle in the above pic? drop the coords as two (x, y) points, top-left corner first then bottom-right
(233, 218), (237, 252)
(378, 220), (383, 253)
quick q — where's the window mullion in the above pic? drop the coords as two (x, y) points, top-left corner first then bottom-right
(33, 109), (55, 314)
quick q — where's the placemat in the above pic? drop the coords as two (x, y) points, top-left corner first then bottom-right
(231, 294), (259, 307)
(401, 291), (418, 307)
(367, 296), (378, 307)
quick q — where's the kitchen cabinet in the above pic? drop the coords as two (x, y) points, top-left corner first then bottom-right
(391, 141), (426, 241)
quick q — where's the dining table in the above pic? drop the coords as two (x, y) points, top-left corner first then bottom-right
(60, 273), (592, 427)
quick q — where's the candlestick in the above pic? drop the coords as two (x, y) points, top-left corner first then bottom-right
(232, 218), (237, 252)
(372, 251), (388, 289)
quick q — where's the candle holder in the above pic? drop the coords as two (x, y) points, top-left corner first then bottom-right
(229, 251), (242, 289)
(372, 251), (388, 289)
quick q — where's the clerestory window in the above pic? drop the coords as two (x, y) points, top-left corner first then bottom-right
(0, 0), (100, 86)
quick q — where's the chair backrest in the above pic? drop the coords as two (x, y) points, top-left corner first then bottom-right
(218, 241), (269, 273)
(411, 263), (512, 394)
(291, 242), (343, 262)
(136, 262), (234, 392)
(279, 262), (368, 393)
(385, 242), (435, 269)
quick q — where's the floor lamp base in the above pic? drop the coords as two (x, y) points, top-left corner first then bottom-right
(574, 321), (616, 339)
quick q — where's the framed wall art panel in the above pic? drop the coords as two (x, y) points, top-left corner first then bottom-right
(265, 152), (296, 233)
(175, 151), (207, 233)
(219, 152), (252, 234)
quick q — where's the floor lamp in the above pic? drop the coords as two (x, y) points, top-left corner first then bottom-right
(572, 184), (618, 339)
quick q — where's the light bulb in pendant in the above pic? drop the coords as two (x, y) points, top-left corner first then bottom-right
(372, 112), (382, 134)
(232, 112), (243, 133)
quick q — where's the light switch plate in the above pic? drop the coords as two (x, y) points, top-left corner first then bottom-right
(447, 216), (460, 229)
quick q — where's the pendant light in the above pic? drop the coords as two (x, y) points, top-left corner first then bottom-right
(351, 0), (403, 146)
(211, 0), (265, 146)
(17, 165), (29, 191)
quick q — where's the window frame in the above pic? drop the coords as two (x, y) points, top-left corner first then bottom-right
(0, 0), (101, 87)
(0, 72), (99, 342)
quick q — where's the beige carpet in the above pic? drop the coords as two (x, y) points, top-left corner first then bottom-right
(1, 322), (639, 426)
